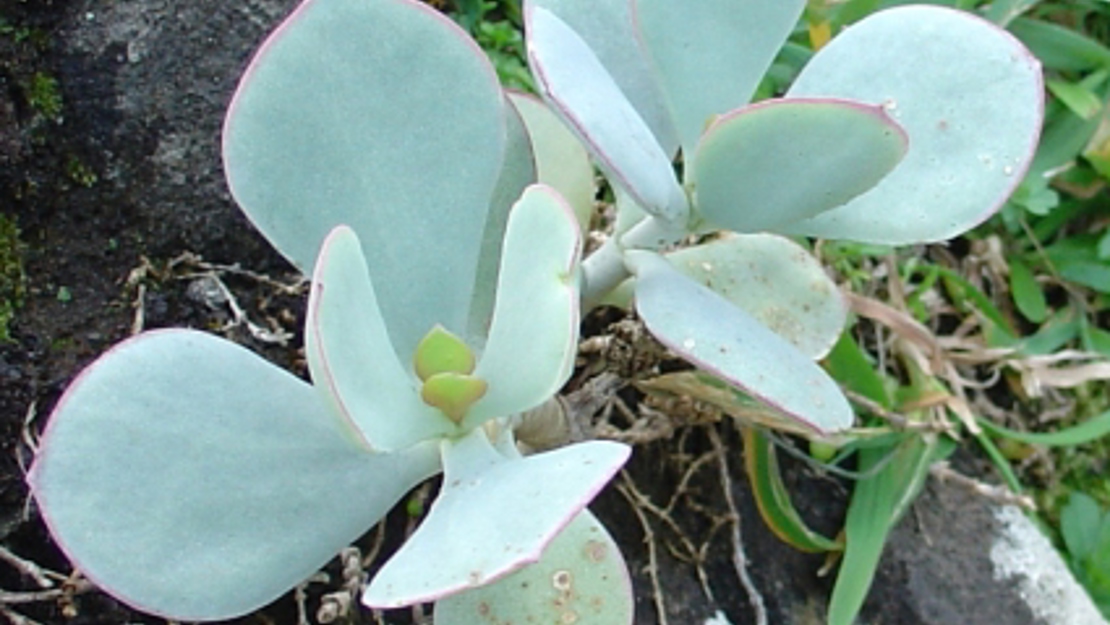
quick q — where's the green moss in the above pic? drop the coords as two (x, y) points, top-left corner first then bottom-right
(26, 71), (62, 119)
(0, 214), (26, 342)
(0, 15), (32, 43)
(65, 156), (98, 187)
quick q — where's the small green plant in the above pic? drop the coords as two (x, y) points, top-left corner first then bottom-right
(65, 156), (97, 187)
(25, 71), (62, 119)
(450, 0), (533, 91)
(0, 214), (26, 342)
(1062, 491), (1110, 615)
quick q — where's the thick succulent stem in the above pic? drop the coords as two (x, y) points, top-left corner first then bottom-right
(581, 216), (684, 308)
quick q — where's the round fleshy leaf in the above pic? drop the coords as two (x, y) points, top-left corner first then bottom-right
(627, 251), (853, 434)
(665, 234), (847, 359)
(363, 428), (630, 607)
(307, 226), (459, 451)
(507, 91), (596, 233)
(784, 5), (1044, 244)
(524, 0), (679, 155)
(526, 6), (688, 222)
(28, 330), (441, 621)
(435, 510), (633, 625)
(633, 0), (805, 155)
(692, 98), (907, 233)
(413, 325), (477, 381)
(224, 0), (508, 359)
(464, 185), (582, 428)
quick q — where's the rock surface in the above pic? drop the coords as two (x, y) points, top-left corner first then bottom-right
(606, 436), (1108, 625)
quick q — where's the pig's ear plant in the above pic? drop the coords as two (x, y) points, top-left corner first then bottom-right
(25, 0), (1048, 621)
(524, 0), (1044, 438)
(27, 0), (633, 622)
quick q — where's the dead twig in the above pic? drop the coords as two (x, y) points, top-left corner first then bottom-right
(183, 272), (294, 346)
(294, 572), (329, 625)
(842, 389), (954, 434)
(0, 547), (52, 590)
(594, 398), (675, 445)
(0, 605), (42, 625)
(708, 427), (768, 625)
(318, 548), (362, 624)
(616, 473), (670, 625)
(0, 578), (93, 604)
(929, 462), (1036, 511)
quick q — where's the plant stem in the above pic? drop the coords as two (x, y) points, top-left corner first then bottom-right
(581, 216), (684, 308)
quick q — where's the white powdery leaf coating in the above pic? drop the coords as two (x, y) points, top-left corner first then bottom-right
(665, 233), (847, 360)
(465, 184), (582, 429)
(363, 428), (630, 607)
(628, 251), (853, 434)
(525, 0), (680, 155)
(306, 226), (459, 451)
(29, 329), (441, 621)
(224, 0), (508, 360)
(784, 5), (1044, 244)
(633, 0), (806, 155)
(526, 6), (688, 223)
(434, 510), (634, 625)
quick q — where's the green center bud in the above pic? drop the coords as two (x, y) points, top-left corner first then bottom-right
(413, 325), (486, 423)
(413, 324), (476, 382)
(420, 372), (488, 425)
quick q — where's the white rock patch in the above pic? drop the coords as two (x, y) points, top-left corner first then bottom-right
(991, 505), (1108, 625)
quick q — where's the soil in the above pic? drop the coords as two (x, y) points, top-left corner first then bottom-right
(0, 1), (1080, 624)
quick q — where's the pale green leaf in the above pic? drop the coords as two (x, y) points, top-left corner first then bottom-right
(633, 0), (805, 154)
(435, 510), (633, 624)
(363, 428), (629, 607)
(828, 435), (951, 625)
(692, 98), (907, 234)
(1062, 492), (1103, 561)
(467, 99), (537, 348)
(785, 5), (1044, 244)
(29, 330), (440, 621)
(978, 409), (1110, 446)
(526, 6), (688, 222)
(306, 226), (459, 451)
(223, 0), (508, 359)
(466, 185), (582, 427)
(1047, 78), (1104, 120)
(507, 92), (595, 233)
(627, 251), (854, 434)
(523, 0), (679, 154)
(744, 428), (842, 553)
(1009, 257), (1048, 323)
(665, 234), (847, 359)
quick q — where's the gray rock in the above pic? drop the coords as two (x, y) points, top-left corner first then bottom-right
(57, 0), (300, 263)
(598, 438), (1106, 625)
(992, 505), (1107, 625)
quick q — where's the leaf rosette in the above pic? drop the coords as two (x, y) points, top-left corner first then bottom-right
(525, 0), (1044, 435)
(28, 0), (631, 621)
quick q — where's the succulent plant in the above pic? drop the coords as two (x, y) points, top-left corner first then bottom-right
(28, 0), (631, 621)
(26, 0), (1048, 622)
(525, 0), (1044, 436)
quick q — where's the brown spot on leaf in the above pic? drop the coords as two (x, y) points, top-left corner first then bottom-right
(584, 539), (608, 562)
